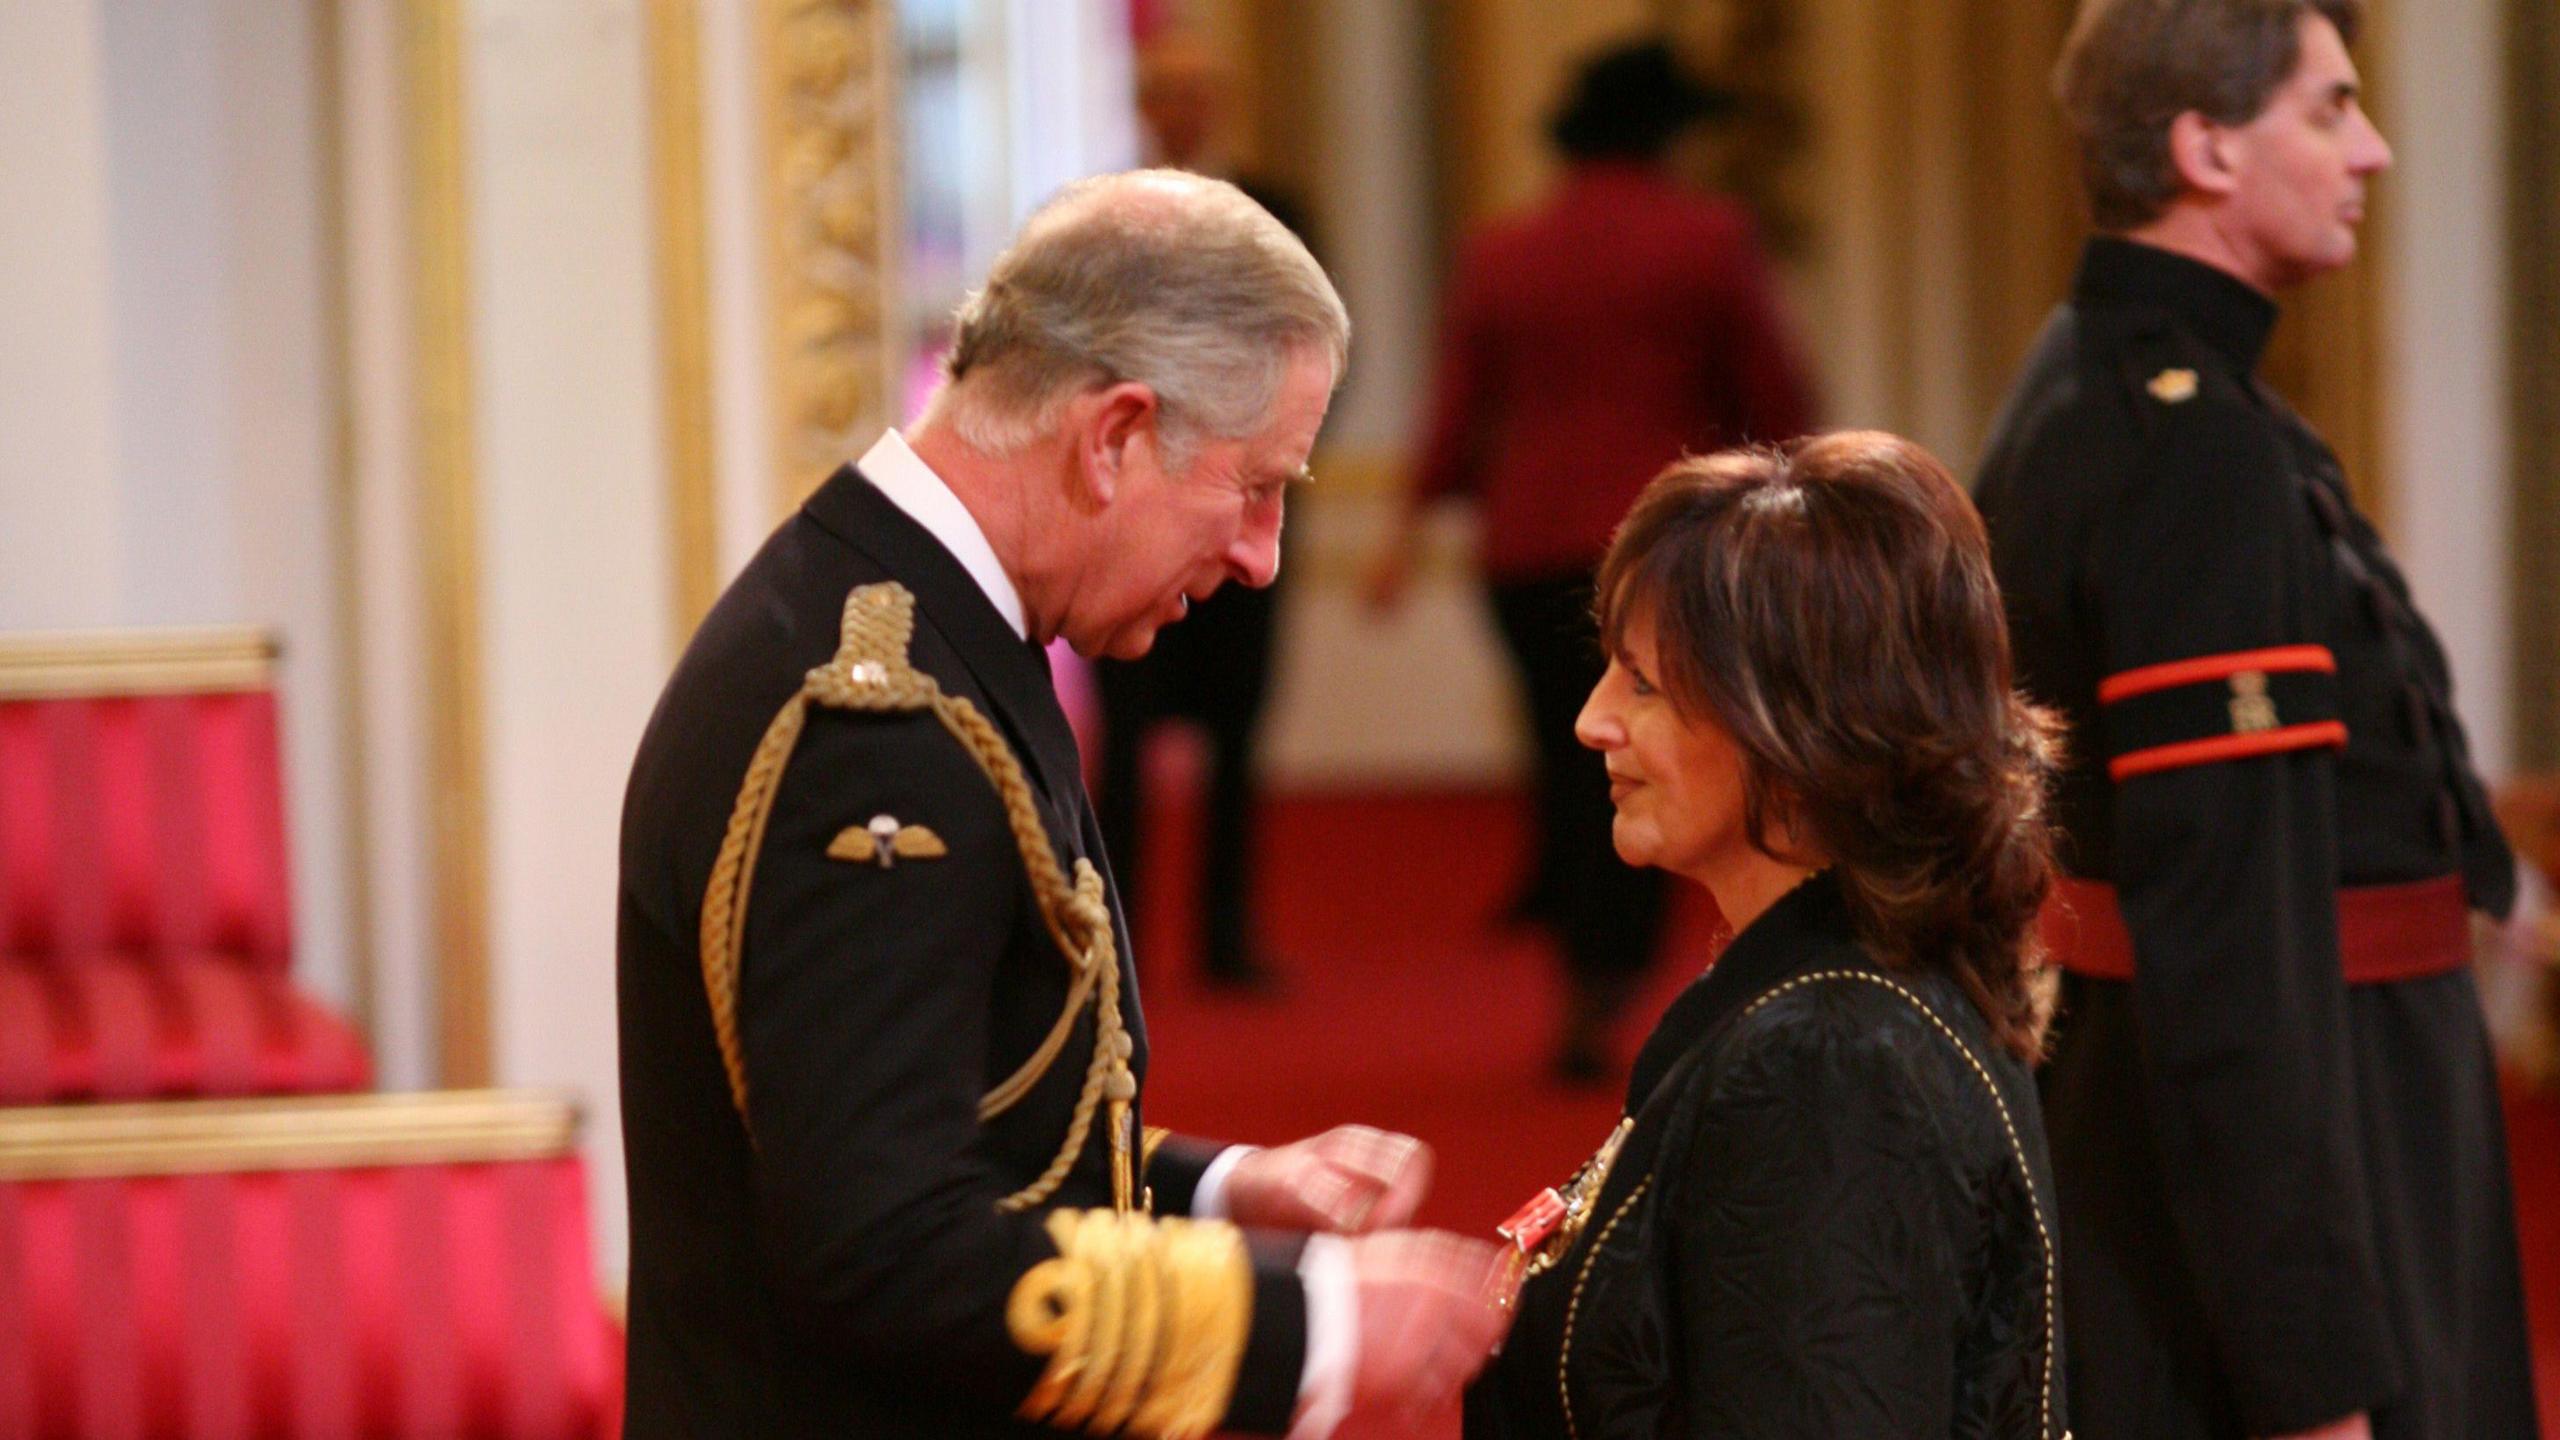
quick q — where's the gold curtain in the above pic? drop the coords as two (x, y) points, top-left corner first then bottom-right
(1953, 0), (2086, 429)
(2509, 0), (2560, 768)
(2259, 0), (2393, 522)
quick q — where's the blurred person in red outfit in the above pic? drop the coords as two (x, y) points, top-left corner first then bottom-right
(1366, 38), (1817, 1081)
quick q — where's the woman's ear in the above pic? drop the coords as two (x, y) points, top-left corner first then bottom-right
(1757, 787), (1825, 868)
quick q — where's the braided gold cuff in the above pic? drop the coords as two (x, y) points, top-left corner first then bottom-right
(1007, 1209), (1253, 1440)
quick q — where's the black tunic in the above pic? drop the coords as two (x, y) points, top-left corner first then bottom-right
(1465, 873), (2066, 1439)
(1973, 237), (2535, 1439)
(616, 467), (1308, 1438)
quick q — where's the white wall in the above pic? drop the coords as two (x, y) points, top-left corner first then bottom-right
(0, 0), (359, 1019)
(0, 2), (125, 629)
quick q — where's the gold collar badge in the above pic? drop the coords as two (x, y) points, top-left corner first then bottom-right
(2148, 367), (2199, 403)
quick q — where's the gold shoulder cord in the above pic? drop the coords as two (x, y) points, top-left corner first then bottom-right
(698, 581), (1139, 1213)
(702, 584), (1258, 1437)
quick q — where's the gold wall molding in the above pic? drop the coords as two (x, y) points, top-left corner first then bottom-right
(314, 0), (380, 1040)
(649, 0), (723, 647)
(760, 0), (900, 512)
(0, 1089), (579, 1182)
(2510, 0), (2560, 768)
(403, 0), (492, 1089)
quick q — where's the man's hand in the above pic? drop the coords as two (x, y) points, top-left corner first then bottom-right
(2263, 1413), (2373, 1440)
(1345, 1230), (1511, 1422)
(1226, 1126), (1432, 1233)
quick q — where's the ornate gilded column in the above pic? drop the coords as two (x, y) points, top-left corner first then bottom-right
(761, 0), (902, 509)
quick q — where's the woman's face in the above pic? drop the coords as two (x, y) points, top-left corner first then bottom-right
(1574, 606), (1754, 886)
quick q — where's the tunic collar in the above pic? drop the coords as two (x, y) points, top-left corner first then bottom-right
(2073, 235), (2280, 372)
(798, 462), (1084, 818)
(855, 428), (1027, 640)
(1624, 869), (1857, 1113)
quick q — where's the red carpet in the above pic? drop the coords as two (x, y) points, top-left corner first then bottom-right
(1129, 787), (2560, 1438)
(2511, 1077), (2560, 1439)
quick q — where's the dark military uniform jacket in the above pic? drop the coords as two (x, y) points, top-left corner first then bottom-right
(617, 464), (1308, 1438)
(1974, 237), (2535, 1439)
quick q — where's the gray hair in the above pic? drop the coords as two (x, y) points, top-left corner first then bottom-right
(2054, 0), (2362, 231)
(930, 169), (1349, 464)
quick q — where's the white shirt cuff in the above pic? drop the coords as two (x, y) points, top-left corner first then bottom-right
(1290, 1233), (1357, 1440)
(1190, 1143), (1257, 1220)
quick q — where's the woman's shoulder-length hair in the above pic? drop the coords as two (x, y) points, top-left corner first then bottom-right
(1594, 431), (2063, 1062)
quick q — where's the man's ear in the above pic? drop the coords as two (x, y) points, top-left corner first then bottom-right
(1077, 382), (1159, 506)
(2166, 110), (2241, 199)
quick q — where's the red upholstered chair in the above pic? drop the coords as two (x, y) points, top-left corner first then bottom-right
(0, 629), (369, 1102)
(0, 1089), (624, 1439)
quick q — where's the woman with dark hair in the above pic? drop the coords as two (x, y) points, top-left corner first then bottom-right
(1466, 432), (2069, 1439)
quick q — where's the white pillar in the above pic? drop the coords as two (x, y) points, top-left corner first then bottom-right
(2379, 0), (2512, 775)
(1306, 0), (1434, 454)
(338, 0), (440, 1091)
(468, 0), (677, 1285)
(1000, 0), (1138, 222)
(1261, 0), (1525, 787)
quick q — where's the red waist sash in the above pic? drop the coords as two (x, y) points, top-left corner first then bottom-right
(2040, 874), (2471, 985)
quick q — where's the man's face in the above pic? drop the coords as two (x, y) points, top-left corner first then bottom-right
(2214, 13), (2393, 290)
(1064, 346), (1332, 661)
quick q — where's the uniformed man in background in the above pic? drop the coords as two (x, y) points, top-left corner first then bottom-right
(1973, 4), (2537, 1438)
(618, 170), (1507, 1440)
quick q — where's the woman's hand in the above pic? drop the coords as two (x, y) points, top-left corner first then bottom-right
(1342, 1229), (1512, 1422)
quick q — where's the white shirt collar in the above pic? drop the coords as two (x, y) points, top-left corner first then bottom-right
(856, 429), (1027, 641)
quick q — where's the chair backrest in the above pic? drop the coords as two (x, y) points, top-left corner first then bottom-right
(0, 1089), (624, 1439)
(0, 629), (293, 968)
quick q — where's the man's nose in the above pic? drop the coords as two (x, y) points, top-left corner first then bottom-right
(2353, 112), (2393, 174)
(1229, 517), (1282, 589)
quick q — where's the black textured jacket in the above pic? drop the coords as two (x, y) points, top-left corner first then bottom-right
(1467, 872), (2066, 1440)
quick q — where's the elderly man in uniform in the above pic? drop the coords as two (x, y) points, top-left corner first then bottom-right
(618, 170), (1507, 1440)
(1974, 4), (2536, 1439)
